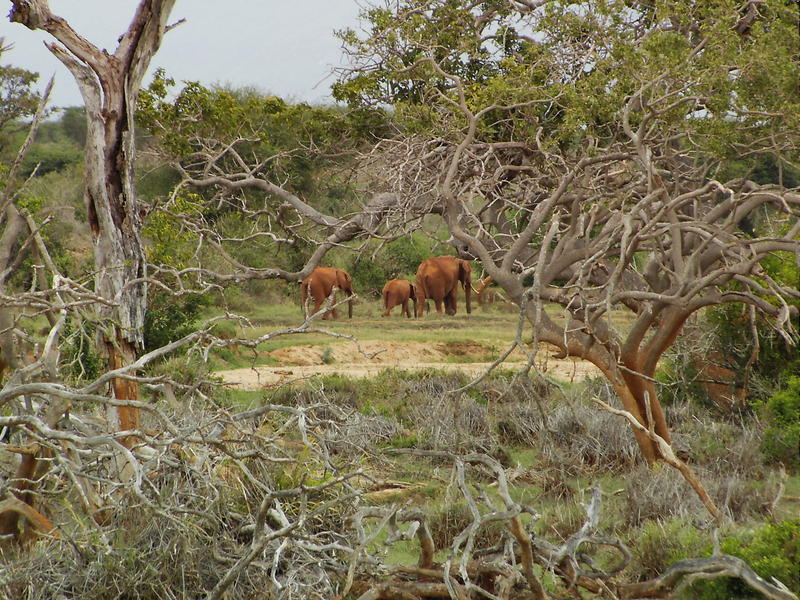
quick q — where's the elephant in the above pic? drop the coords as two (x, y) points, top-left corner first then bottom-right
(415, 255), (472, 317)
(382, 279), (418, 318)
(300, 267), (354, 319)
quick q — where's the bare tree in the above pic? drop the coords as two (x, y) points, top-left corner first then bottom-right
(8, 0), (178, 434)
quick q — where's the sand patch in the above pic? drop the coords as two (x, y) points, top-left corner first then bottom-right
(218, 340), (600, 390)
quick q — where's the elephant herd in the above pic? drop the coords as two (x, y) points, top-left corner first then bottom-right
(300, 255), (473, 320)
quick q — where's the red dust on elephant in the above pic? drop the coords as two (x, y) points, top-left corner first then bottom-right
(415, 256), (472, 317)
(382, 279), (418, 318)
(300, 267), (354, 319)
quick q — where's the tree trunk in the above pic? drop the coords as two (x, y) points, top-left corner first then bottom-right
(9, 0), (177, 436)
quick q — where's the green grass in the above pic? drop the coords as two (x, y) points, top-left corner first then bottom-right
(206, 297), (535, 367)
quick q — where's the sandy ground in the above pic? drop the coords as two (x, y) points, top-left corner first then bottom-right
(217, 340), (601, 390)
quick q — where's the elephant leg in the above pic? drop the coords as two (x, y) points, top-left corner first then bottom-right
(446, 289), (458, 316)
(434, 298), (444, 313)
(402, 299), (410, 318)
(314, 298), (329, 319)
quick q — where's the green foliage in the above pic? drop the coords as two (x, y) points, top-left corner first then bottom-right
(382, 234), (433, 277)
(632, 519), (707, 581)
(138, 70), (382, 199)
(337, 0), (800, 165)
(348, 255), (387, 296)
(60, 317), (104, 384)
(706, 301), (799, 389)
(0, 60), (40, 154)
(321, 346), (335, 365)
(143, 289), (207, 353)
(143, 191), (203, 267)
(683, 520), (800, 599)
(141, 191), (210, 353)
(136, 164), (180, 200)
(20, 138), (82, 176)
(758, 377), (800, 469)
(59, 106), (87, 147)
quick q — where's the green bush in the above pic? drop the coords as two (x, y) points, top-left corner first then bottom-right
(21, 139), (83, 176)
(383, 234), (432, 277)
(349, 256), (387, 296)
(143, 289), (207, 353)
(683, 520), (800, 599)
(758, 377), (800, 469)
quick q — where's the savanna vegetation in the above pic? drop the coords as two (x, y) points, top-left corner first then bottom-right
(1, 1), (799, 599)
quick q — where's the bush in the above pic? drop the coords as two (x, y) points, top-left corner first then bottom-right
(427, 501), (504, 552)
(144, 289), (207, 352)
(683, 520), (800, 599)
(348, 256), (387, 297)
(631, 518), (707, 582)
(61, 317), (104, 383)
(758, 376), (800, 470)
(383, 234), (432, 277)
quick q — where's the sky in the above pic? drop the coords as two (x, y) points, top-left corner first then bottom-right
(0, 0), (364, 109)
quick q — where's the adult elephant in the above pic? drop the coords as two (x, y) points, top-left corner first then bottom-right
(415, 256), (472, 317)
(382, 279), (418, 318)
(300, 267), (354, 319)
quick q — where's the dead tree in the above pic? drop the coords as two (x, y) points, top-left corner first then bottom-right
(8, 0), (178, 434)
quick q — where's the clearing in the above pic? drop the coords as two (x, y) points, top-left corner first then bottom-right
(217, 338), (601, 390)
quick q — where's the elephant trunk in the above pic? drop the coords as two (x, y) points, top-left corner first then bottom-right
(465, 282), (472, 314)
(348, 295), (353, 319)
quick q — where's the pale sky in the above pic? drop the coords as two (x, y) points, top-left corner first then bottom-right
(0, 0), (364, 108)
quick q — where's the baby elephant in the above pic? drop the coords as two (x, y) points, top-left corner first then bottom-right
(382, 279), (418, 318)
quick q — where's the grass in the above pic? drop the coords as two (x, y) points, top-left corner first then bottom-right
(207, 297), (541, 369)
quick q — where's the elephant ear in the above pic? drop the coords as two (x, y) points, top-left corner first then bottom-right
(409, 282), (417, 301)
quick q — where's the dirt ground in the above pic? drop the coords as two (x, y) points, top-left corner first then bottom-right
(217, 340), (601, 390)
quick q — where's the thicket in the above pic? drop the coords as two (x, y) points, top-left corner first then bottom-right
(759, 377), (800, 469)
(6, 369), (796, 598)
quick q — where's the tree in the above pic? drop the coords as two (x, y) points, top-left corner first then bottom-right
(135, 74), (398, 288)
(0, 0), (177, 540)
(0, 42), (44, 379)
(331, 0), (800, 475)
(8, 0), (178, 435)
(0, 41), (40, 154)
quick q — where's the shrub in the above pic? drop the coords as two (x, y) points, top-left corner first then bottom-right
(758, 376), (800, 470)
(383, 234), (432, 276)
(622, 466), (706, 528)
(348, 256), (387, 297)
(61, 317), (104, 383)
(631, 518), (707, 582)
(143, 289), (207, 352)
(427, 501), (504, 552)
(682, 520), (800, 599)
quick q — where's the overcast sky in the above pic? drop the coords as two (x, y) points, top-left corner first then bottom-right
(0, 0), (363, 109)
